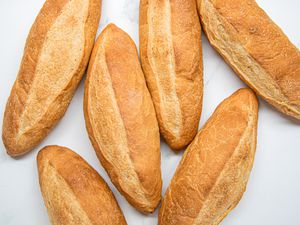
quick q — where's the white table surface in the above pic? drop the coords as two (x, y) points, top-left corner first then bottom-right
(0, 0), (299, 224)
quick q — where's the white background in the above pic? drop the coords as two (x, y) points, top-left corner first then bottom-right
(0, 0), (299, 224)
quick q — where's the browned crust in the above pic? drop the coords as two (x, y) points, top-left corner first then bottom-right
(37, 145), (127, 225)
(84, 24), (162, 213)
(2, 0), (101, 157)
(158, 88), (258, 225)
(139, 0), (203, 150)
(198, 0), (300, 120)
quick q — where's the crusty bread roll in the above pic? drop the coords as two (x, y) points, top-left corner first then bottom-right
(37, 145), (127, 225)
(158, 88), (258, 225)
(139, 0), (203, 150)
(84, 24), (162, 213)
(198, 0), (300, 120)
(2, 0), (101, 157)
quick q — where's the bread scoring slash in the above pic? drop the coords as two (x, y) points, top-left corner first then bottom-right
(158, 88), (258, 225)
(84, 24), (162, 213)
(2, 0), (101, 156)
(140, 0), (203, 150)
(37, 145), (127, 225)
(198, 0), (300, 120)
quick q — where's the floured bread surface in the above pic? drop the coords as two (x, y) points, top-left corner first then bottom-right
(37, 145), (127, 225)
(158, 89), (258, 225)
(140, 0), (203, 150)
(198, 0), (300, 119)
(2, 0), (101, 156)
(84, 24), (162, 213)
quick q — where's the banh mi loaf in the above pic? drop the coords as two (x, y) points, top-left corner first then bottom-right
(139, 0), (203, 150)
(37, 145), (127, 225)
(2, 0), (101, 157)
(198, 0), (300, 120)
(158, 88), (258, 225)
(84, 24), (162, 213)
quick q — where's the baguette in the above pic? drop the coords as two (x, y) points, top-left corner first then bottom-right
(2, 0), (101, 157)
(84, 24), (162, 213)
(158, 88), (258, 225)
(37, 145), (127, 225)
(139, 0), (203, 150)
(198, 0), (300, 120)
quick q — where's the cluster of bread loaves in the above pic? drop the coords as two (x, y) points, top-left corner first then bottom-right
(2, 0), (299, 224)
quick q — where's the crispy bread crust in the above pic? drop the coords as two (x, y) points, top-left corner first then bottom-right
(2, 0), (101, 156)
(37, 145), (127, 225)
(198, 0), (300, 120)
(158, 89), (258, 225)
(140, 0), (203, 150)
(84, 24), (162, 213)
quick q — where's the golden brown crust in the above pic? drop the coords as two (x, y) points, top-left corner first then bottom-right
(2, 0), (101, 157)
(37, 145), (127, 225)
(84, 24), (162, 213)
(198, 0), (300, 120)
(158, 88), (258, 225)
(139, 0), (203, 150)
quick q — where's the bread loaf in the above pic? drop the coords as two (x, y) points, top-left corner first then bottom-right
(37, 145), (127, 225)
(139, 0), (203, 150)
(2, 0), (101, 156)
(198, 0), (300, 120)
(158, 88), (258, 225)
(84, 24), (162, 213)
